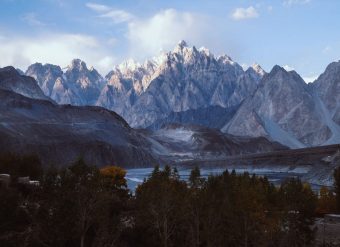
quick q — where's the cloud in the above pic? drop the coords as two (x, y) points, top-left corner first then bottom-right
(107, 37), (117, 46)
(86, 5), (220, 61)
(303, 75), (318, 83)
(283, 0), (311, 6)
(322, 45), (332, 54)
(231, 6), (259, 21)
(2, 6), (217, 75)
(283, 64), (295, 71)
(86, 2), (111, 12)
(0, 32), (116, 74)
(126, 9), (210, 60)
(241, 63), (249, 70)
(86, 2), (134, 24)
(100, 9), (134, 24)
(22, 13), (46, 26)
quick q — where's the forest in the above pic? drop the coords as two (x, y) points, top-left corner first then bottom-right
(0, 153), (340, 247)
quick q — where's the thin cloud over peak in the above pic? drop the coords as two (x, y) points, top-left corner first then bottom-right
(1, 0), (339, 79)
(100, 9), (134, 24)
(283, 64), (295, 71)
(0, 31), (116, 74)
(86, 2), (111, 12)
(231, 6), (259, 21)
(127, 8), (210, 60)
(283, 0), (311, 6)
(22, 12), (46, 27)
(86, 2), (134, 24)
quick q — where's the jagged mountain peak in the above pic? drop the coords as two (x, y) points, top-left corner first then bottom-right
(244, 63), (266, 82)
(198, 46), (212, 56)
(116, 58), (141, 73)
(311, 60), (340, 86)
(173, 40), (187, 53)
(249, 63), (266, 76)
(150, 51), (168, 67)
(68, 58), (88, 71)
(217, 54), (235, 65)
(313, 60), (340, 126)
(0, 66), (51, 101)
(177, 40), (188, 48)
(264, 65), (305, 85)
(0, 66), (20, 75)
(16, 68), (25, 75)
(27, 62), (62, 71)
(270, 65), (287, 74)
(317, 60), (340, 78)
(66, 58), (103, 80)
(172, 41), (201, 59)
(224, 61), (338, 147)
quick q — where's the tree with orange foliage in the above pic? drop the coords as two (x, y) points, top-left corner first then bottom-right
(100, 165), (127, 189)
(316, 186), (336, 215)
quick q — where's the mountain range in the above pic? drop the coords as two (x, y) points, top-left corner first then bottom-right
(0, 66), (283, 167)
(23, 41), (340, 148)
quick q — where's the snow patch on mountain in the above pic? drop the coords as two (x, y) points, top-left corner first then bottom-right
(154, 128), (194, 143)
(262, 117), (305, 148)
(313, 93), (340, 145)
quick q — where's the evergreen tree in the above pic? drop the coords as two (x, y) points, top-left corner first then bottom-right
(189, 166), (202, 188)
(279, 178), (317, 246)
(334, 167), (340, 213)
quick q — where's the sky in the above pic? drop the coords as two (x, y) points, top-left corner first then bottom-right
(0, 0), (340, 82)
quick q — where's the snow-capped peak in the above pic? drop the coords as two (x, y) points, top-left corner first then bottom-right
(151, 51), (168, 67)
(198, 46), (212, 57)
(251, 63), (266, 76)
(218, 54), (235, 65)
(117, 59), (141, 73)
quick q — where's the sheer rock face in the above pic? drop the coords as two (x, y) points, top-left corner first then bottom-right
(0, 67), (280, 168)
(117, 42), (263, 128)
(0, 66), (50, 101)
(96, 58), (159, 117)
(25, 42), (264, 129)
(313, 61), (340, 125)
(26, 62), (63, 97)
(0, 89), (158, 168)
(148, 105), (239, 130)
(26, 59), (105, 105)
(223, 65), (339, 147)
(22, 42), (340, 148)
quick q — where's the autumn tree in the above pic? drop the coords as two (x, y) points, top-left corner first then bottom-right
(100, 165), (127, 189)
(316, 186), (336, 215)
(32, 159), (129, 247)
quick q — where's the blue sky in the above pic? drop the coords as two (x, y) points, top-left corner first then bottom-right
(0, 0), (339, 81)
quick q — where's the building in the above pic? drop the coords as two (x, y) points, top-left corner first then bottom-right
(17, 176), (40, 186)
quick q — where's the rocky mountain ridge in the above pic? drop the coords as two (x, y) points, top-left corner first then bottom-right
(0, 67), (284, 167)
(25, 41), (264, 127)
(22, 41), (340, 148)
(223, 65), (338, 147)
